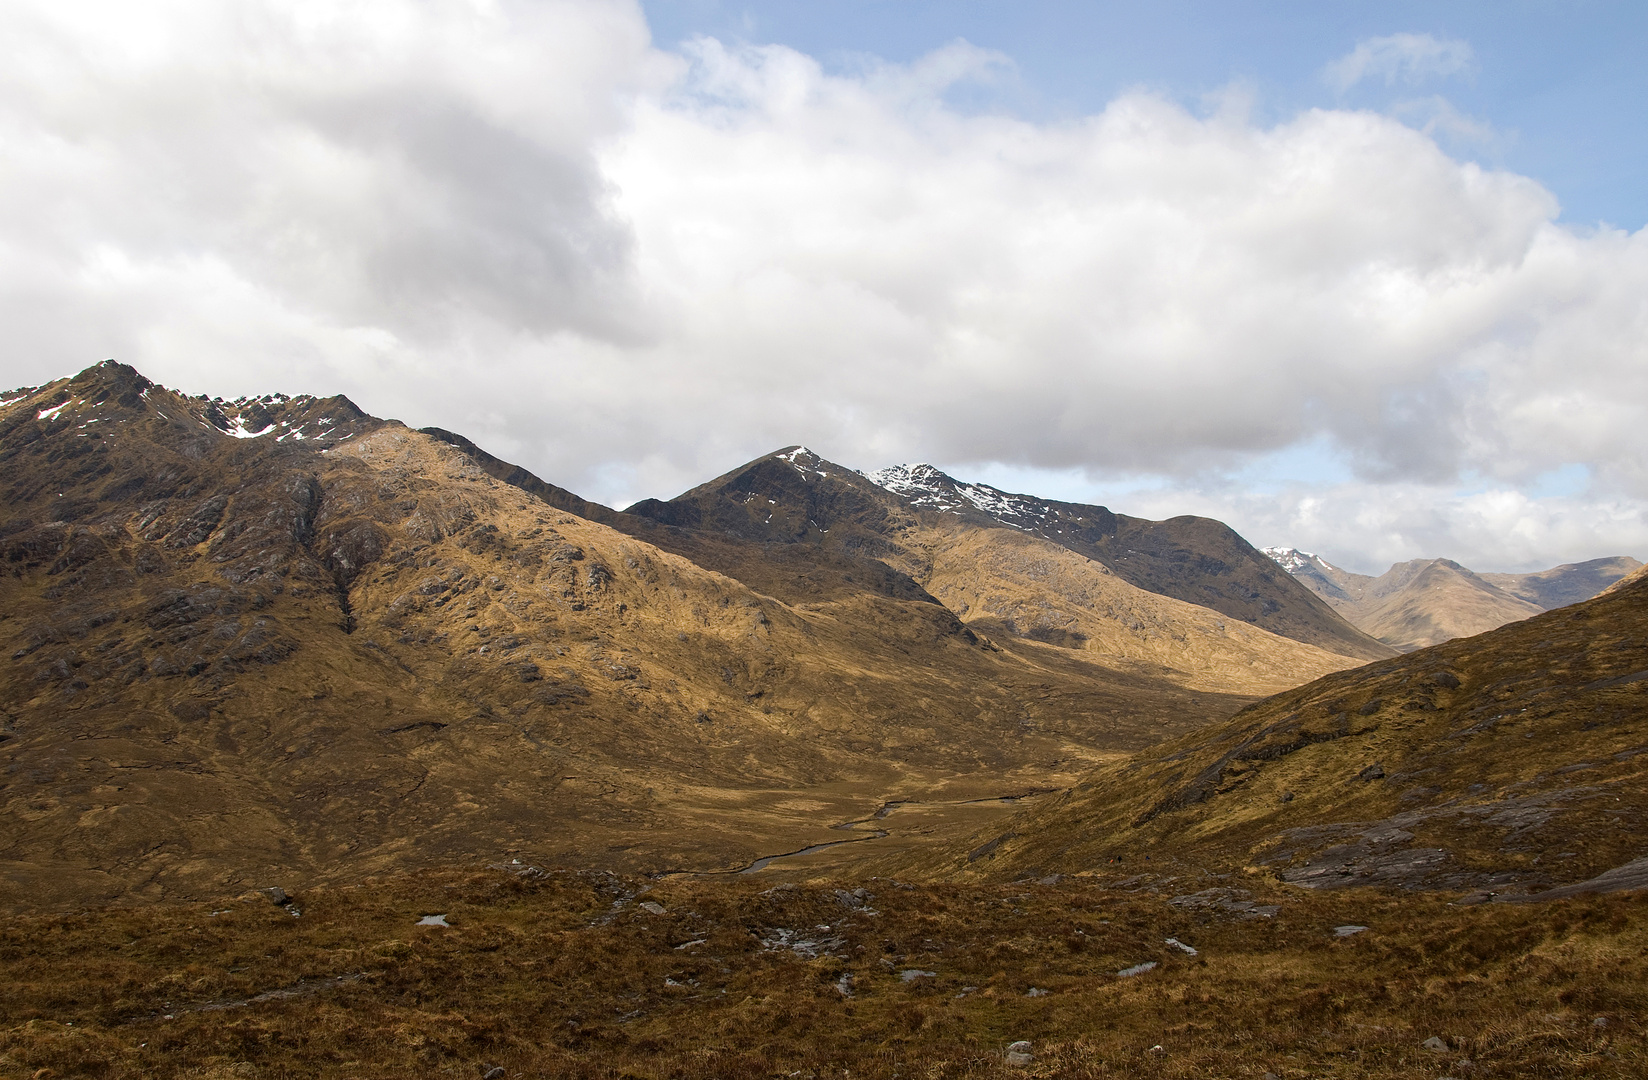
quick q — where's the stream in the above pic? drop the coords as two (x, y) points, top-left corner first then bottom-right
(658, 791), (1052, 878)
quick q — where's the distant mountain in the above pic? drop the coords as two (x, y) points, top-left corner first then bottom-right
(1261, 548), (1640, 651)
(935, 566), (1648, 899)
(626, 447), (1394, 677)
(1480, 556), (1644, 610)
(860, 464), (1392, 661)
(628, 451), (1389, 662)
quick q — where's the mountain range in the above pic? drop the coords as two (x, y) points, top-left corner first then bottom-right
(0, 361), (1378, 909)
(1, 361), (1639, 917)
(1263, 547), (1640, 651)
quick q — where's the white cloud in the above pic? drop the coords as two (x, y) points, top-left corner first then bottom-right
(1093, 477), (1648, 575)
(0, 3), (1645, 570)
(1324, 33), (1475, 93)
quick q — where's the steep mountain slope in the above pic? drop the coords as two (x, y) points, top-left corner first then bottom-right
(941, 569), (1648, 897)
(861, 463), (1391, 661)
(1482, 556), (1643, 610)
(1265, 549), (1563, 651)
(626, 448), (1369, 695)
(0, 363), (1291, 911)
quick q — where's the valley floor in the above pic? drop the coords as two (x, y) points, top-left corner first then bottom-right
(2, 863), (1643, 1079)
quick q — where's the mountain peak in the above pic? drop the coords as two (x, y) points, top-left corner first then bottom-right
(1262, 546), (1338, 574)
(772, 445), (837, 480)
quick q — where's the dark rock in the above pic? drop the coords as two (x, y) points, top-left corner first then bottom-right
(1358, 762), (1386, 781)
(968, 831), (1016, 862)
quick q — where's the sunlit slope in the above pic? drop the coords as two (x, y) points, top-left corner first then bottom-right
(1352, 559), (1545, 651)
(943, 571), (1648, 896)
(916, 523), (1357, 695)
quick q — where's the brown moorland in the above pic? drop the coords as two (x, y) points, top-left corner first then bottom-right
(0, 865), (1643, 1079)
(1, 364), (1645, 1078)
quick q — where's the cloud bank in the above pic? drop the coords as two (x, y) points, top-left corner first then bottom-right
(1, 1), (1644, 572)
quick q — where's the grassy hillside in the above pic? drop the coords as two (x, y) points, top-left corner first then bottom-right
(938, 568), (1648, 896)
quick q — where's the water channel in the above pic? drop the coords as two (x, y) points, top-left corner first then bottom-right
(659, 790), (1053, 878)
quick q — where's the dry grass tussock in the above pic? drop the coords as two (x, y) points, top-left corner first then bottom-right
(0, 865), (1643, 1078)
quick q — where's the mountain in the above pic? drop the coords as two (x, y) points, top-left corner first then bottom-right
(1261, 548), (1639, 651)
(1481, 556), (1643, 610)
(861, 464), (1393, 661)
(0, 362), (1353, 911)
(627, 451), (1391, 665)
(938, 565), (1648, 898)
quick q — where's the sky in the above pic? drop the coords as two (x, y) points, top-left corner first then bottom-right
(1, 1), (1645, 574)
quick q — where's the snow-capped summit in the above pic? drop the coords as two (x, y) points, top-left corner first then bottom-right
(774, 446), (833, 480)
(1262, 546), (1336, 575)
(861, 463), (966, 513)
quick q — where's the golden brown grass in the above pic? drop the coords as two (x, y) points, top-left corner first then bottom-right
(1, 864), (1644, 1078)
(941, 572), (1648, 893)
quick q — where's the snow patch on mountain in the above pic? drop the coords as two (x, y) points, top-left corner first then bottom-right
(1262, 547), (1340, 575)
(864, 463), (1058, 530)
(776, 446), (831, 481)
(863, 463), (965, 512)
